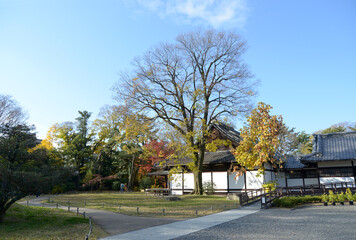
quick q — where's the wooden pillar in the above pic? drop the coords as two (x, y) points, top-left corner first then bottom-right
(244, 171), (247, 192)
(317, 167), (321, 188)
(227, 169), (230, 194)
(182, 172), (184, 194)
(352, 161), (356, 185)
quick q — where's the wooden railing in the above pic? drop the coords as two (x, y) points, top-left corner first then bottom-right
(236, 182), (356, 208)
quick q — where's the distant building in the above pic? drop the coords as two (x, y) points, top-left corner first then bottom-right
(152, 125), (356, 195)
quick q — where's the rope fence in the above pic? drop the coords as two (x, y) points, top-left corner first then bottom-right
(39, 199), (240, 218)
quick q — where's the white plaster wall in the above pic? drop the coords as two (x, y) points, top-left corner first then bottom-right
(245, 171), (263, 189)
(305, 178), (319, 185)
(318, 161), (352, 167)
(183, 173), (194, 189)
(212, 172), (227, 189)
(171, 190), (183, 195)
(276, 172), (286, 187)
(264, 171), (274, 183)
(171, 173), (182, 189)
(264, 162), (273, 170)
(320, 177), (354, 187)
(202, 172), (212, 184)
(228, 173), (245, 189)
(287, 179), (303, 187)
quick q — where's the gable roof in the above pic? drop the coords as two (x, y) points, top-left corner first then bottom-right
(209, 123), (241, 144)
(300, 131), (356, 163)
(161, 150), (236, 167)
(284, 156), (305, 169)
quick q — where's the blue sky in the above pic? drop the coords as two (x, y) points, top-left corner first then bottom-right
(1, 0), (355, 139)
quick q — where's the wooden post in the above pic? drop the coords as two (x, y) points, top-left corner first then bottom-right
(68, 206), (70, 212)
(162, 209), (165, 216)
(77, 207), (79, 215)
(56, 202), (58, 208)
(195, 209), (198, 216)
(137, 207), (139, 215)
(211, 207), (213, 213)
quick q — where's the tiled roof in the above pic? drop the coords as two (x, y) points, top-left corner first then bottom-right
(300, 131), (356, 162)
(284, 156), (305, 169)
(163, 150), (236, 166)
(209, 123), (241, 144)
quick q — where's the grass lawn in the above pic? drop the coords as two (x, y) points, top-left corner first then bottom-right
(0, 203), (108, 240)
(50, 192), (239, 218)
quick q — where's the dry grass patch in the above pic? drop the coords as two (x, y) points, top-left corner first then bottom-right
(50, 192), (239, 218)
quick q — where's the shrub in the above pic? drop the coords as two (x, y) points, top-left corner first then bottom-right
(139, 177), (154, 190)
(272, 195), (322, 208)
(328, 190), (337, 203)
(337, 192), (346, 203)
(112, 181), (121, 190)
(203, 181), (217, 195)
(321, 193), (329, 203)
(345, 188), (353, 201)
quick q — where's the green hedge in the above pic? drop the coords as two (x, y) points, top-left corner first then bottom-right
(273, 195), (322, 208)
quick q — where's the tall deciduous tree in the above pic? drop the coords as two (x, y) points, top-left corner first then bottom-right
(114, 30), (257, 194)
(0, 94), (26, 126)
(233, 102), (284, 175)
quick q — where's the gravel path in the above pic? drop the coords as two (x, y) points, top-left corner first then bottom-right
(173, 204), (356, 240)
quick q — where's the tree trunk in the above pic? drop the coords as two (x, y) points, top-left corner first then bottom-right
(193, 145), (205, 195)
(128, 155), (135, 191)
(0, 208), (6, 223)
(194, 171), (203, 195)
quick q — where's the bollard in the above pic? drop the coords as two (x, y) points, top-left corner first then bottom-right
(195, 209), (198, 216)
(162, 209), (165, 216)
(83, 211), (86, 218)
(118, 205), (121, 211)
(77, 207), (79, 215)
(102, 203), (104, 208)
(137, 207), (139, 215)
(68, 206), (70, 212)
(56, 202), (58, 208)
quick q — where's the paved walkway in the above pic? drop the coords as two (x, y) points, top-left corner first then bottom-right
(100, 202), (261, 240)
(20, 197), (261, 239)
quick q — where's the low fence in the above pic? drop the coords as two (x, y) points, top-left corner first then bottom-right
(47, 200), (240, 218)
(236, 182), (356, 208)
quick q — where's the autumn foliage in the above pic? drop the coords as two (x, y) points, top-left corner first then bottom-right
(233, 102), (284, 175)
(139, 140), (173, 175)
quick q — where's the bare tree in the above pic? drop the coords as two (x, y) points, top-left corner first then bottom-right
(0, 94), (26, 126)
(114, 30), (257, 194)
